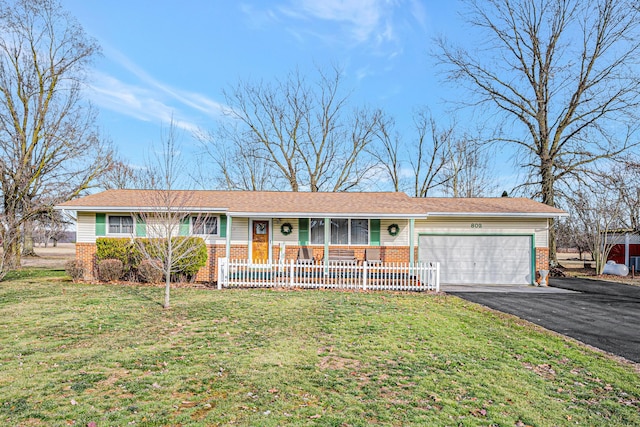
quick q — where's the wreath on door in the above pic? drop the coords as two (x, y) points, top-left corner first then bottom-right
(280, 222), (293, 236)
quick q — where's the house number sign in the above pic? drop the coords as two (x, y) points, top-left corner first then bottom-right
(470, 223), (483, 229)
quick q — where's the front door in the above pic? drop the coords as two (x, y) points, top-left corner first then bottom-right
(251, 220), (270, 262)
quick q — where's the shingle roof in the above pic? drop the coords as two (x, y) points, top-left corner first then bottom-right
(56, 190), (567, 218)
(56, 189), (423, 217)
(413, 197), (567, 216)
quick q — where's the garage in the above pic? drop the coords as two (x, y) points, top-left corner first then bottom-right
(418, 234), (533, 285)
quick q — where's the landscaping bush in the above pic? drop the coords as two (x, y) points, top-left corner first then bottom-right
(97, 258), (124, 282)
(172, 237), (208, 278)
(65, 260), (84, 282)
(96, 237), (137, 277)
(96, 236), (208, 282)
(96, 237), (134, 263)
(136, 236), (208, 281)
(137, 259), (163, 283)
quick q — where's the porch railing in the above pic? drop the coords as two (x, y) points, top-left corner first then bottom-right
(217, 258), (440, 292)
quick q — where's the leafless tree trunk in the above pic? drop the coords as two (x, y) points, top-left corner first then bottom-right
(436, 0), (640, 263)
(200, 66), (382, 192)
(0, 0), (113, 272)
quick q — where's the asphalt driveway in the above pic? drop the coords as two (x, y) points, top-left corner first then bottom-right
(447, 278), (640, 363)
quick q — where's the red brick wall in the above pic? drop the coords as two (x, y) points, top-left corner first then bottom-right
(535, 247), (549, 272)
(76, 243), (97, 280)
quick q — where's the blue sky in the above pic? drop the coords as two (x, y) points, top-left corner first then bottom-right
(60, 1), (509, 191)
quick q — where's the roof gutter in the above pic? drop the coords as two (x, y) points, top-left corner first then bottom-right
(427, 212), (569, 218)
(54, 206), (229, 213)
(226, 211), (424, 219)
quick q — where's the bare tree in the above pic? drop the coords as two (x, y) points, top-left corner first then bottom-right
(0, 0), (113, 270)
(368, 114), (402, 192)
(136, 122), (209, 309)
(411, 110), (452, 197)
(556, 214), (591, 261)
(201, 66), (382, 192)
(32, 209), (70, 247)
(197, 125), (278, 191)
(610, 158), (640, 231)
(98, 158), (150, 190)
(567, 182), (626, 274)
(370, 109), (453, 196)
(436, 0), (640, 262)
(443, 133), (497, 198)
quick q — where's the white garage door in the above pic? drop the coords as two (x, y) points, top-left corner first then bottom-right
(419, 235), (533, 285)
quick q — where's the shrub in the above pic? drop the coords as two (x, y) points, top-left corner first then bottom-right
(136, 237), (208, 281)
(138, 259), (163, 283)
(96, 236), (208, 282)
(172, 237), (208, 278)
(97, 258), (124, 282)
(96, 238), (133, 263)
(65, 260), (84, 282)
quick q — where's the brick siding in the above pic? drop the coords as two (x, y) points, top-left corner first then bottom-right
(76, 242), (97, 280)
(73, 243), (551, 285)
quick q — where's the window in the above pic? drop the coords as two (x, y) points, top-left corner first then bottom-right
(108, 215), (133, 234)
(351, 219), (369, 245)
(310, 218), (324, 244)
(309, 218), (369, 245)
(331, 219), (348, 244)
(192, 216), (218, 235)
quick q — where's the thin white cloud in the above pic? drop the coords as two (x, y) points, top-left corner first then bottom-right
(287, 0), (384, 43)
(85, 45), (230, 134)
(274, 0), (388, 46)
(105, 46), (228, 117)
(88, 71), (200, 134)
(250, 0), (427, 58)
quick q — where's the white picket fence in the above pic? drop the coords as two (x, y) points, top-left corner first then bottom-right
(217, 258), (440, 292)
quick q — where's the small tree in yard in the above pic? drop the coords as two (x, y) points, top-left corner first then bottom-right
(135, 121), (209, 309)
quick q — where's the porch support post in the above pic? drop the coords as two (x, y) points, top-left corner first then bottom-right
(225, 215), (232, 260)
(324, 217), (330, 274)
(409, 218), (415, 265)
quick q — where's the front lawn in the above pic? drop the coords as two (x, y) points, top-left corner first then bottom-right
(0, 271), (638, 426)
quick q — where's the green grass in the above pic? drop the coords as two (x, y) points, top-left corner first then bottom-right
(0, 271), (638, 426)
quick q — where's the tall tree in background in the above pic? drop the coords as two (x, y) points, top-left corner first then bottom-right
(443, 136), (496, 198)
(98, 158), (149, 191)
(200, 66), (383, 192)
(437, 0), (640, 262)
(409, 110), (452, 197)
(372, 110), (493, 197)
(0, 0), (112, 271)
